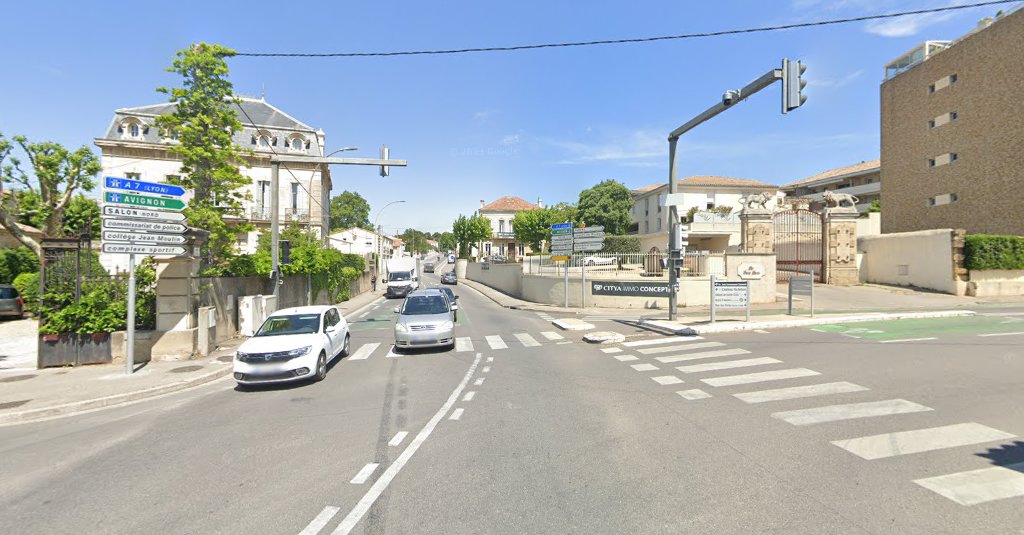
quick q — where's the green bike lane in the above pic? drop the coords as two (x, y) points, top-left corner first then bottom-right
(809, 313), (1024, 342)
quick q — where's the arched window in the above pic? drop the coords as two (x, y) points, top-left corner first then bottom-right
(260, 136), (270, 147)
(119, 118), (145, 140)
(288, 136), (306, 152)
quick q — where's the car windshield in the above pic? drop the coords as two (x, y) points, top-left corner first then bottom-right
(254, 314), (321, 336)
(401, 296), (449, 315)
(0, 287), (18, 299)
(390, 271), (411, 281)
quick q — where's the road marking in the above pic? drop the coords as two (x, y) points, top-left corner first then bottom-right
(771, 398), (932, 426)
(810, 328), (827, 333)
(462, 391), (476, 401)
(832, 423), (1015, 460)
(474, 378), (485, 386)
(348, 343), (380, 361)
(630, 363), (659, 372)
(557, 341), (572, 345)
(637, 341), (726, 355)
(613, 354), (639, 362)
(486, 357), (493, 363)
(357, 311), (369, 319)
(486, 335), (508, 350)
(655, 348), (751, 364)
(514, 333), (541, 347)
(388, 432), (409, 447)
(880, 337), (937, 343)
(652, 375), (683, 385)
(299, 506), (341, 535)
(676, 357), (781, 374)
(734, 382), (869, 404)
(841, 334), (861, 339)
(623, 336), (704, 347)
(914, 462), (1024, 506)
(455, 337), (474, 352)
(676, 389), (712, 400)
(385, 345), (401, 358)
(600, 347), (623, 354)
(702, 368), (820, 387)
(482, 366), (491, 373)
(331, 351), (482, 533)
(350, 463), (380, 484)
(978, 331), (1024, 337)
(449, 408), (464, 420)
(754, 329), (770, 334)
(541, 331), (564, 340)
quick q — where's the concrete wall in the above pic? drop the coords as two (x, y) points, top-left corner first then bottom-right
(466, 262), (522, 297)
(856, 212), (881, 237)
(967, 269), (1024, 297)
(725, 253), (778, 304)
(858, 229), (965, 295)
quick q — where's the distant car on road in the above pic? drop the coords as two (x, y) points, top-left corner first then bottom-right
(583, 255), (616, 267)
(424, 262), (435, 273)
(393, 290), (455, 351)
(432, 286), (460, 320)
(441, 271), (457, 285)
(233, 305), (350, 387)
(0, 285), (24, 320)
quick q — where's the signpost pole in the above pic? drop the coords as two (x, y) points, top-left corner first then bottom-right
(788, 278), (794, 316)
(271, 161), (281, 300)
(810, 269), (815, 318)
(746, 281), (751, 322)
(710, 275), (717, 324)
(126, 253), (136, 375)
(581, 259), (587, 309)
(564, 260), (569, 308)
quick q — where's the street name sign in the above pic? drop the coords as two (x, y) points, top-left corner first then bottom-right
(710, 276), (751, 323)
(550, 235), (574, 243)
(102, 205), (187, 222)
(575, 243), (604, 252)
(102, 243), (187, 256)
(103, 218), (187, 234)
(104, 176), (187, 197)
(104, 191), (187, 211)
(551, 223), (572, 229)
(102, 231), (188, 245)
(573, 225), (605, 233)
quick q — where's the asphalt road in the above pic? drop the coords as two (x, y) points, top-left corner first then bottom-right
(1, 269), (1022, 534)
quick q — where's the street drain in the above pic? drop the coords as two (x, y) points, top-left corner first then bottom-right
(0, 374), (36, 383)
(0, 399), (31, 409)
(170, 365), (204, 373)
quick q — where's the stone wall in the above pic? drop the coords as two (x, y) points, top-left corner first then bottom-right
(858, 229), (967, 295)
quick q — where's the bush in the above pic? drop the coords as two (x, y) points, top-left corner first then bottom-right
(13, 272), (39, 313)
(0, 247), (39, 284)
(600, 235), (642, 254)
(964, 234), (1024, 270)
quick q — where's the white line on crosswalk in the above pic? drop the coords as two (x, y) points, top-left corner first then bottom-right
(637, 342), (726, 355)
(456, 337), (474, 352)
(880, 337), (937, 343)
(630, 363), (659, 372)
(914, 462), (1024, 505)
(449, 408), (464, 420)
(299, 506), (341, 535)
(622, 336), (704, 348)
(350, 463), (380, 484)
(978, 331), (1024, 337)
(772, 399), (932, 426)
(600, 347), (623, 354)
(514, 333), (541, 347)
(486, 335), (508, 350)
(613, 354), (639, 362)
(702, 368), (820, 387)
(540, 331), (564, 340)
(733, 382), (869, 404)
(677, 389), (712, 400)
(474, 378), (485, 386)
(482, 366), (491, 373)
(676, 357), (781, 374)
(487, 357), (493, 362)
(655, 348), (752, 364)
(349, 343), (380, 361)
(463, 391), (476, 401)
(388, 431), (409, 447)
(652, 375), (683, 385)
(832, 423), (1015, 460)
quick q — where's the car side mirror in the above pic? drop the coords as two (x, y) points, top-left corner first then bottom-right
(382, 278), (388, 283)
(325, 324), (337, 333)
(454, 295), (459, 300)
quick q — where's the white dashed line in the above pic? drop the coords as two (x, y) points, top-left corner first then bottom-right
(299, 506), (341, 535)
(482, 366), (491, 373)
(652, 375), (684, 386)
(978, 331), (1024, 337)
(350, 463), (380, 484)
(474, 378), (485, 386)
(388, 431), (409, 447)
(462, 391), (476, 401)
(630, 363), (659, 372)
(879, 337), (937, 343)
(613, 355), (639, 362)
(449, 408), (464, 420)
(486, 357), (494, 363)
(676, 389), (712, 400)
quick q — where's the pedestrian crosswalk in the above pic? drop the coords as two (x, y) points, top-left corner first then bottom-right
(344, 330), (577, 361)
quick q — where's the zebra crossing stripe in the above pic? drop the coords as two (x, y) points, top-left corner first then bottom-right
(652, 375), (683, 386)
(486, 335), (508, 350)
(915, 463), (1024, 505)
(514, 333), (541, 347)
(348, 343), (379, 361)
(456, 337), (474, 352)
(702, 368), (819, 387)
(676, 389), (712, 400)
(613, 354), (639, 362)
(622, 336), (704, 348)
(656, 348), (751, 364)
(733, 382), (869, 404)
(832, 423), (1015, 460)
(676, 357), (780, 374)
(540, 331), (564, 341)
(637, 342), (726, 355)
(600, 347), (623, 354)
(771, 399), (932, 426)
(630, 363), (659, 372)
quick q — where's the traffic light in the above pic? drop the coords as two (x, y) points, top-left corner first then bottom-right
(379, 145), (390, 177)
(782, 58), (808, 113)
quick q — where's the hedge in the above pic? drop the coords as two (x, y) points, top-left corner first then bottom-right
(600, 235), (641, 254)
(0, 247), (39, 284)
(964, 234), (1024, 271)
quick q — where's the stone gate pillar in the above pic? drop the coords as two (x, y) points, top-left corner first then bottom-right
(823, 208), (859, 285)
(739, 209), (774, 254)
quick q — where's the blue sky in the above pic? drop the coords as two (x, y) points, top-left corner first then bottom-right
(0, 0), (1012, 234)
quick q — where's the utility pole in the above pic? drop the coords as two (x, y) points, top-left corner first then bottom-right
(665, 59), (807, 321)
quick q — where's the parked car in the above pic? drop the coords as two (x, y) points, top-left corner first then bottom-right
(393, 289), (455, 351)
(233, 305), (350, 386)
(432, 286), (459, 320)
(441, 271), (457, 285)
(0, 285), (24, 319)
(582, 255), (617, 266)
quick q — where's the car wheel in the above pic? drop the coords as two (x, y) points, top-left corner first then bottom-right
(341, 334), (351, 357)
(314, 351), (327, 382)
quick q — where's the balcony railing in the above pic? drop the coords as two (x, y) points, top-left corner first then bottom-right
(250, 206), (271, 221)
(689, 211), (740, 233)
(249, 206), (310, 222)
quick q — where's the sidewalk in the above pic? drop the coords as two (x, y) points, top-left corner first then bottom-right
(0, 289), (384, 426)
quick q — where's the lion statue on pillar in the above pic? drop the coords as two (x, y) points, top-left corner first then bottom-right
(738, 191), (776, 211)
(822, 190), (860, 210)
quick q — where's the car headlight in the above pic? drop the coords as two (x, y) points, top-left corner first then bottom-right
(439, 321), (454, 330)
(286, 346), (312, 358)
(235, 351), (248, 361)
(395, 323), (408, 333)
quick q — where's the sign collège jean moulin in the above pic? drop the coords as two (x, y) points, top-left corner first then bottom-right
(591, 281), (672, 297)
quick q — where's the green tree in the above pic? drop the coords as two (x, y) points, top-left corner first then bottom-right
(63, 194), (102, 237)
(400, 228), (431, 255)
(512, 209), (549, 253)
(329, 190), (372, 231)
(452, 214), (492, 258)
(0, 132), (101, 257)
(154, 42), (252, 267)
(438, 232), (457, 253)
(577, 180), (634, 235)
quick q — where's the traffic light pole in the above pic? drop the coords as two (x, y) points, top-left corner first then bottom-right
(665, 59), (806, 321)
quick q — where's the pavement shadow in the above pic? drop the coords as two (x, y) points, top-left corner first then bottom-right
(976, 440), (1024, 471)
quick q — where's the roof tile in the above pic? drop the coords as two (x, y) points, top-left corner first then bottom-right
(480, 196), (540, 212)
(783, 159), (880, 188)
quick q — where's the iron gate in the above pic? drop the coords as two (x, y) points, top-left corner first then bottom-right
(773, 209), (823, 282)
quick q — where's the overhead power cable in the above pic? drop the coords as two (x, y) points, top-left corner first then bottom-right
(234, 1), (1018, 58)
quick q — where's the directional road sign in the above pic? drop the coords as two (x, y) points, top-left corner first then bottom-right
(551, 228), (572, 236)
(551, 223), (572, 230)
(102, 205), (187, 222)
(551, 255), (571, 261)
(102, 243), (187, 256)
(105, 176), (187, 197)
(102, 231), (188, 245)
(103, 218), (187, 234)
(551, 248), (573, 255)
(571, 237), (606, 245)
(575, 243), (605, 252)
(573, 230), (605, 238)
(550, 235), (574, 243)
(104, 191), (187, 211)
(574, 225), (604, 233)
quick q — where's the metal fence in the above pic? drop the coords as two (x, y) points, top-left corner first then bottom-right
(522, 252), (726, 278)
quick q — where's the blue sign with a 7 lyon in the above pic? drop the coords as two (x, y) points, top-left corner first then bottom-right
(551, 223), (572, 230)
(105, 176), (186, 197)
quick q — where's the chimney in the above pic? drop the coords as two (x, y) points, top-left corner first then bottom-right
(480, 199), (485, 209)
(537, 197), (544, 209)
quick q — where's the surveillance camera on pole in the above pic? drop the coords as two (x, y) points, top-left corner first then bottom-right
(782, 58), (808, 113)
(722, 90), (741, 107)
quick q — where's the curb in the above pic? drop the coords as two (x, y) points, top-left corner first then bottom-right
(643, 310), (976, 335)
(0, 364), (232, 427)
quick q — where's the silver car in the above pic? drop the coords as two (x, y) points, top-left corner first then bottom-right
(393, 290), (455, 351)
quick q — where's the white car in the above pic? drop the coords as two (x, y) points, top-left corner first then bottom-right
(233, 305), (350, 386)
(583, 255), (616, 266)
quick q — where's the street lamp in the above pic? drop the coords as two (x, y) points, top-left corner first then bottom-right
(374, 200), (406, 276)
(309, 147), (360, 237)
